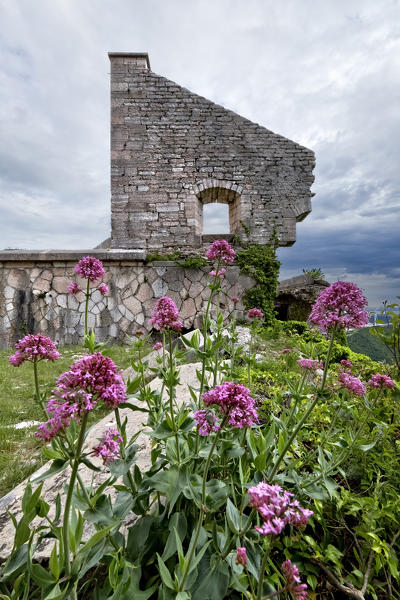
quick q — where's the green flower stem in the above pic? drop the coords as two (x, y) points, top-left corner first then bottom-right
(269, 327), (338, 480)
(199, 258), (222, 400)
(114, 407), (137, 495)
(248, 329), (253, 388)
(33, 360), (46, 415)
(63, 411), (90, 579)
(180, 420), (226, 591)
(257, 545), (270, 600)
(168, 332), (180, 463)
(84, 279), (90, 337)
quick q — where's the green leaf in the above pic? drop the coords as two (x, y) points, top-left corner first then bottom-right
(358, 440), (378, 452)
(1, 544), (29, 580)
(49, 543), (60, 580)
(31, 563), (56, 586)
(156, 554), (175, 590)
(31, 459), (68, 484)
(254, 450), (267, 471)
(77, 525), (113, 555)
(226, 499), (241, 534)
(126, 516), (153, 561)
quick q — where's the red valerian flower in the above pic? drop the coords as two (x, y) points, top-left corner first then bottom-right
(281, 560), (308, 600)
(247, 308), (264, 320)
(202, 382), (258, 429)
(338, 371), (366, 396)
(309, 281), (368, 331)
(235, 547), (247, 567)
(67, 282), (82, 295)
(36, 353), (126, 441)
(368, 373), (395, 389)
(248, 482), (313, 536)
(98, 283), (109, 296)
(297, 358), (323, 370)
(149, 296), (182, 332)
(9, 334), (61, 366)
(193, 409), (221, 436)
(93, 427), (123, 465)
(75, 256), (105, 283)
(205, 240), (235, 264)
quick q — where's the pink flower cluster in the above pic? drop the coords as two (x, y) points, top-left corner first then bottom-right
(231, 296), (240, 304)
(153, 342), (163, 351)
(68, 257), (109, 297)
(338, 371), (366, 396)
(36, 353), (126, 441)
(205, 240), (235, 264)
(149, 296), (183, 332)
(235, 547), (247, 567)
(368, 373), (395, 389)
(280, 348), (292, 355)
(193, 409), (221, 436)
(202, 382), (258, 429)
(210, 268), (226, 278)
(9, 334), (61, 366)
(247, 308), (264, 320)
(93, 427), (123, 465)
(67, 282), (82, 295)
(297, 358), (323, 370)
(309, 281), (368, 332)
(281, 560), (308, 600)
(340, 359), (353, 370)
(75, 256), (105, 282)
(248, 482), (313, 536)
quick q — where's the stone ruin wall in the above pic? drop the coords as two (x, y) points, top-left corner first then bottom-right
(109, 53), (315, 252)
(0, 251), (255, 349)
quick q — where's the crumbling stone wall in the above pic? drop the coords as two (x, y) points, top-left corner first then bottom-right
(0, 251), (255, 349)
(109, 53), (315, 252)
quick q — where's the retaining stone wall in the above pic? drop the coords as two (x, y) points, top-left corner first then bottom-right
(0, 250), (255, 349)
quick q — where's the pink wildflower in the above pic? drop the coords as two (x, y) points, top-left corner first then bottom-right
(193, 409), (221, 436)
(297, 358), (323, 370)
(235, 547), (247, 567)
(75, 256), (105, 283)
(340, 359), (353, 370)
(247, 308), (264, 320)
(231, 296), (240, 304)
(149, 297), (182, 332)
(210, 268), (226, 278)
(202, 382), (258, 429)
(136, 330), (145, 337)
(36, 353), (126, 441)
(281, 560), (308, 600)
(153, 342), (163, 351)
(93, 427), (123, 465)
(205, 240), (235, 264)
(280, 348), (292, 355)
(309, 281), (368, 332)
(98, 283), (109, 296)
(368, 373), (395, 389)
(9, 334), (61, 366)
(248, 482), (313, 536)
(67, 282), (82, 295)
(338, 371), (366, 396)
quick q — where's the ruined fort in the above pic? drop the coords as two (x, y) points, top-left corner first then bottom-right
(0, 53), (315, 348)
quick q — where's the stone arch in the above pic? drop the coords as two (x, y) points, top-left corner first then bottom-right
(191, 179), (246, 238)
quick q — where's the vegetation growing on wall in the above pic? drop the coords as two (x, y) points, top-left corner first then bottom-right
(236, 242), (280, 326)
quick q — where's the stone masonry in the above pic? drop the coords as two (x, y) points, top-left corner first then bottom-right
(0, 250), (255, 349)
(108, 53), (315, 252)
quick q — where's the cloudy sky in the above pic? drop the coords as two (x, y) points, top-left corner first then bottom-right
(1, 0), (399, 306)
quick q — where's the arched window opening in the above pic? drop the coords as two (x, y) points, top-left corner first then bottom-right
(203, 203), (229, 234)
(195, 186), (241, 237)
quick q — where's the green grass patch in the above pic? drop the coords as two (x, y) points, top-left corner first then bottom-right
(0, 343), (135, 498)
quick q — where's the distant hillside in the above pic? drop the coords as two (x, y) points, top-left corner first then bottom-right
(347, 327), (394, 364)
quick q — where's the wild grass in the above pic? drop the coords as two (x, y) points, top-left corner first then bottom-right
(0, 343), (135, 498)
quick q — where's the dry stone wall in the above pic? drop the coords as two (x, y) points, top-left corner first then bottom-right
(0, 250), (255, 349)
